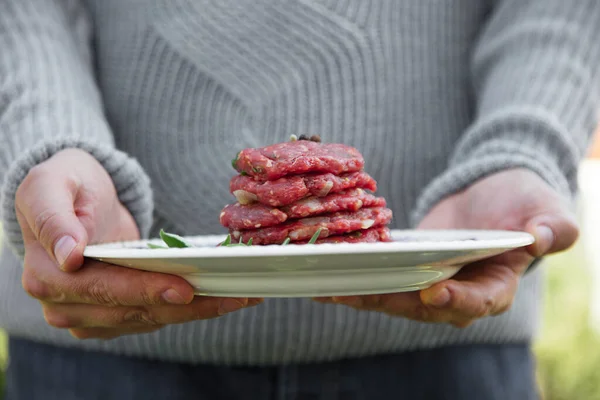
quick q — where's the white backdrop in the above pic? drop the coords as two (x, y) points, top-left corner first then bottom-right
(578, 159), (600, 331)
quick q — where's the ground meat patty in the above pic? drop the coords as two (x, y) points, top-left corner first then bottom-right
(232, 141), (364, 180)
(219, 203), (288, 230)
(294, 227), (392, 244)
(230, 171), (377, 207)
(220, 189), (387, 230)
(229, 207), (393, 245)
(283, 188), (386, 218)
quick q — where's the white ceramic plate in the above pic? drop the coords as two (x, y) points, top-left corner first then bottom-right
(83, 230), (534, 297)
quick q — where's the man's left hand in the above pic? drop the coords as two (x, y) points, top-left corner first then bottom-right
(314, 168), (579, 328)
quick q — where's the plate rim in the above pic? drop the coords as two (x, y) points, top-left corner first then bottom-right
(83, 229), (535, 260)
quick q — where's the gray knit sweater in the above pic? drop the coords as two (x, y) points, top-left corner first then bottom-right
(0, 0), (598, 365)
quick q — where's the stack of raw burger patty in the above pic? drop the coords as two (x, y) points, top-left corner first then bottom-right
(220, 137), (393, 245)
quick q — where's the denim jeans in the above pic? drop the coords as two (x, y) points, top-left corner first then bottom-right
(4, 336), (539, 400)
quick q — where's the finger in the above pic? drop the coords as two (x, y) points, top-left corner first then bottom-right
(526, 211), (579, 257)
(23, 242), (196, 306)
(314, 292), (445, 324)
(42, 297), (263, 329)
(69, 326), (164, 340)
(316, 250), (532, 325)
(317, 278), (503, 327)
(15, 165), (88, 272)
(418, 255), (529, 320)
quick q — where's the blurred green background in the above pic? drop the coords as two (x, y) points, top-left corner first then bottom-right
(0, 330), (5, 396)
(534, 243), (600, 399)
(0, 205), (599, 399)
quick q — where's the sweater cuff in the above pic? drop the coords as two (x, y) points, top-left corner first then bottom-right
(411, 119), (579, 227)
(1, 138), (154, 257)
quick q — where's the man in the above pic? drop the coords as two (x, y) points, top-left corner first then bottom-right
(0, 0), (597, 398)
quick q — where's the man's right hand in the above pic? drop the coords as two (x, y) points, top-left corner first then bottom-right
(15, 148), (261, 340)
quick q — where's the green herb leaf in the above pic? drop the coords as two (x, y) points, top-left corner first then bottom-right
(159, 229), (192, 248)
(282, 238), (291, 245)
(308, 228), (323, 244)
(223, 234), (232, 246)
(147, 243), (168, 249)
(219, 234), (256, 247)
(231, 151), (241, 170)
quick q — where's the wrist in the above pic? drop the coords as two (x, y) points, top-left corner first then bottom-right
(411, 149), (572, 228)
(1, 138), (154, 257)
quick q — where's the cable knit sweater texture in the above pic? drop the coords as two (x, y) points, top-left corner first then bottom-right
(0, 0), (599, 365)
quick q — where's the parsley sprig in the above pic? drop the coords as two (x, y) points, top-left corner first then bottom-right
(149, 228), (323, 249)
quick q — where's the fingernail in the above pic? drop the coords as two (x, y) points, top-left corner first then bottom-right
(54, 236), (77, 268)
(219, 298), (246, 315)
(534, 225), (554, 255)
(162, 289), (187, 305)
(427, 288), (451, 307)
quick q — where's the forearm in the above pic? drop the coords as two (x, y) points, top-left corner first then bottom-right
(412, 0), (600, 225)
(0, 0), (153, 256)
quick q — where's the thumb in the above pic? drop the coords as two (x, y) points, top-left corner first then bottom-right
(15, 171), (89, 272)
(525, 209), (579, 257)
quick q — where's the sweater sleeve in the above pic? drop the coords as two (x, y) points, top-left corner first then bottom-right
(411, 0), (600, 225)
(0, 0), (154, 257)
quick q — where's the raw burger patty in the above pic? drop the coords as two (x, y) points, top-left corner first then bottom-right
(230, 171), (377, 207)
(295, 227), (392, 244)
(230, 207), (393, 245)
(232, 141), (364, 180)
(220, 189), (386, 230)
